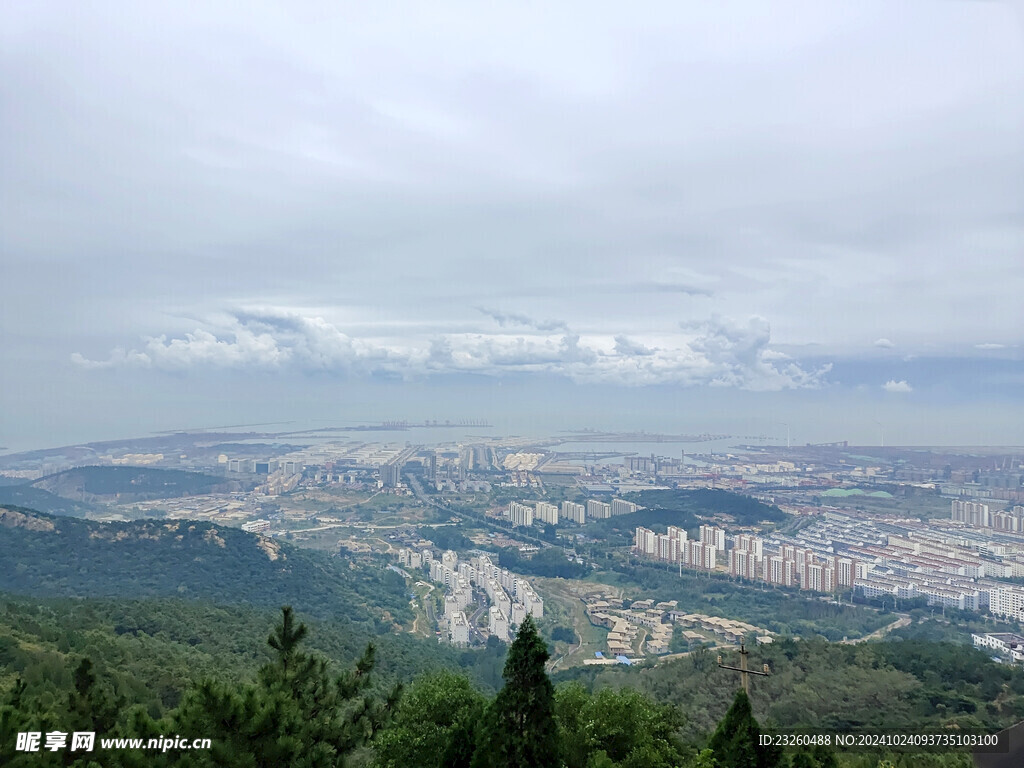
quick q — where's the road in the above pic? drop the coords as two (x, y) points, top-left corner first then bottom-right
(468, 597), (487, 643)
(548, 632), (583, 672)
(420, 583), (437, 635)
(657, 644), (737, 664)
(406, 475), (554, 549)
(840, 614), (911, 644)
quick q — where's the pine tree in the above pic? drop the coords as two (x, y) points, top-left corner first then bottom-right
(472, 615), (559, 768)
(791, 745), (839, 768)
(267, 605), (309, 678)
(68, 658), (122, 737)
(168, 606), (396, 768)
(707, 689), (781, 768)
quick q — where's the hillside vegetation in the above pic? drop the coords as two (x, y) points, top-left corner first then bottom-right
(627, 489), (786, 525)
(0, 603), (986, 768)
(0, 500), (1012, 767)
(0, 484), (96, 516)
(584, 489), (785, 545)
(0, 595), (494, 716)
(32, 465), (247, 502)
(593, 564), (891, 640)
(0, 505), (407, 629)
(557, 636), (1024, 743)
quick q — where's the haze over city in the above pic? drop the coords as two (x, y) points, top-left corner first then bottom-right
(2, 1), (1023, 451)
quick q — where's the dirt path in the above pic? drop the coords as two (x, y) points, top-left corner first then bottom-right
(657, 644), (737, 664)
(840, 615), (910, 644)
(410, 583), (436, 637)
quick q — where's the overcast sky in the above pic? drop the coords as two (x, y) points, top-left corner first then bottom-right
(2, 1), (1023, 450)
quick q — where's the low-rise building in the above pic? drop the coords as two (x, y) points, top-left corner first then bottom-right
(972, 632), (1024, 663)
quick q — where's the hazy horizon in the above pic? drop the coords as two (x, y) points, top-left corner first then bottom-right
(3, 1), (1022, 454)
(3, 370), (1024, 454)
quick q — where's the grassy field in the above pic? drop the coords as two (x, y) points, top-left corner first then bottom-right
(409, 581), (438, 638)
(819, 492), (953, 520)
(535, 577), (621, 671)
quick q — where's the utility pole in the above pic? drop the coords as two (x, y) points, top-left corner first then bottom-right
(717, 644), (771, 695)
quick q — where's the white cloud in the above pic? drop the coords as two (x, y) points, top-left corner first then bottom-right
(628, 281), (715, 297)
(476, 307), (569, 332)
(874, 338), (895, 349)
(69, 348), (151, 370)
(72, 309), (831, 390)
(975, 343), (1006, 350)
(613, 335), (655, 357)
(882, 379), (913, 393)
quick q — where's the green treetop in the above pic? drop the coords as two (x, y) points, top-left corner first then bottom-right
(707, 689), (781, 768)
(472, 615), (559, 768)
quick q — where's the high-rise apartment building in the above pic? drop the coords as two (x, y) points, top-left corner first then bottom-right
(667, 525), (688, 546)
(733, 534), (763, 558)
(992, 507), (1024, 532)
(990, 587), (1024, 622)
(699, 524), (726, 551)
(488, 606), (510, 642)
(611, 498), (637, 516)
(684, 540), (716, 571)
(379, 461), (403, 487)
(833, 556), (859, 588)
(535, 501), (559, 525)
(765, 556), (797, 587)
(656, 533), (681, 563)
(728, 549), (758, 579)
(803, 563), (824, 592)
(800, 562), (836, 593)
(952, 500), (991, 527)
(634, 526), (657, 555)
(561, 501), (586, 524)
(507, 502), (534, 527)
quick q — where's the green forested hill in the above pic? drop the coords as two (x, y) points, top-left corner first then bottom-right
(0, 596), (481, 717)
(627, 488), (787, 525)
(1, 596), (995, 768)
(32, 465), (247, 501)
(2, 504), (1020, 767)
(584, 489), (785, 544)
(0, 484), (96, 516)
(0, 505), (407, 628)
(556, 636), (1024, 743)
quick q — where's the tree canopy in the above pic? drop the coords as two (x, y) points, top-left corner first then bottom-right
(707, 689), (780, 768)
(472, 615), (559, 768)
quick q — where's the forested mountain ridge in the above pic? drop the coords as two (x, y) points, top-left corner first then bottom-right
(557, 635), (1024, 744)
(1, 602), (990, 768)
(32, 465), (248, 501)
(0, 505), (408, 628)
(0, 465), (251, 516)
(1, 503), (1020, 766)
(583, 489), (786, 545)
(0, 485), (97, 517)
(0, 595), (494, 717)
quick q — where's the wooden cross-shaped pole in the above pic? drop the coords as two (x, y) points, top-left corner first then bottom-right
(717, 643), (770, 695)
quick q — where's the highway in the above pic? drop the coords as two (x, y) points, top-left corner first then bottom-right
(406, 474), (554, 549)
